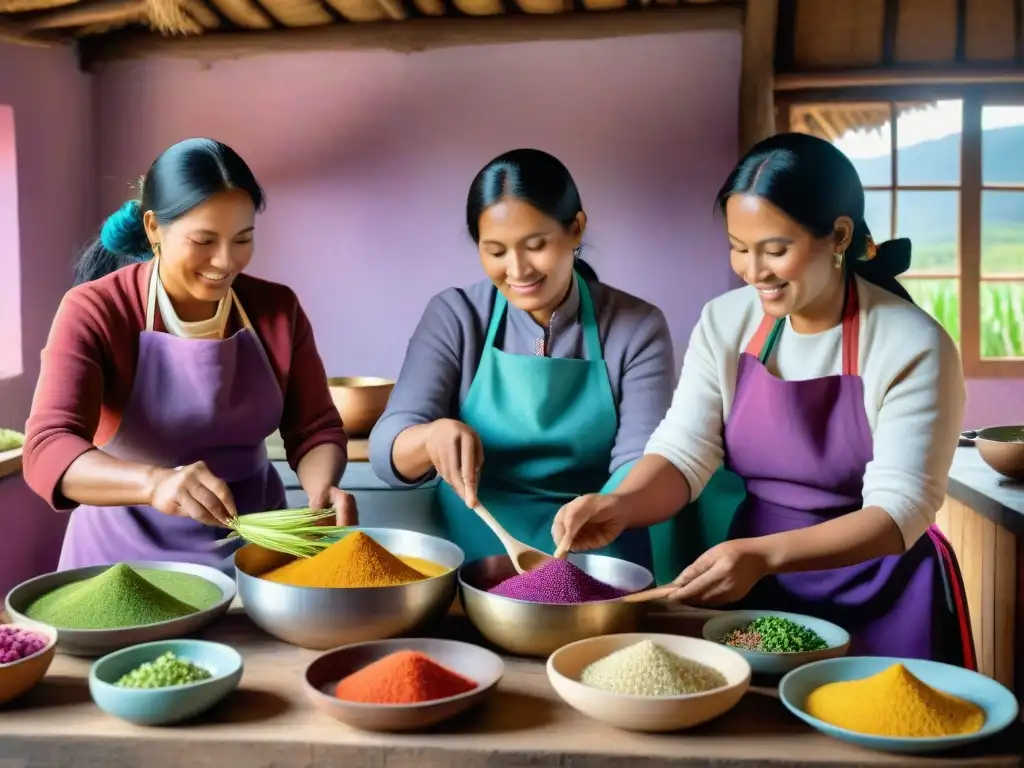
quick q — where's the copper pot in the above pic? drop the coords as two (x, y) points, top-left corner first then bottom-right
(962, 425), (1024, 481)
(327, 376), (395, 439)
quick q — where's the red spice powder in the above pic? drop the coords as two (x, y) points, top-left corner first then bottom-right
(333, 650), (478, 704)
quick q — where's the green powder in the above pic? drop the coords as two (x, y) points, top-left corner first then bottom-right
(139, 570), (222, 612)
(24, 564), (221, 630)
(580, 640), (727, 697)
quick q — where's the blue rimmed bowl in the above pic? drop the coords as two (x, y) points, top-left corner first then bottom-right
(702, 610), (850, 675)
(89, 639), (243, 726)
(779, 656), (1019, 754)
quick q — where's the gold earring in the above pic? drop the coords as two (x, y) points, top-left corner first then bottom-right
(833, 250), (845, 269)
(153, 242), (162, 257)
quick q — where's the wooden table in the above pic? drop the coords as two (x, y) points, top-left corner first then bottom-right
(1, 606), (1021, 768)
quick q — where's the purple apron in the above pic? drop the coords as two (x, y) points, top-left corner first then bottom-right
(724, 279), (976, 668)
(58, 261), (286, 575)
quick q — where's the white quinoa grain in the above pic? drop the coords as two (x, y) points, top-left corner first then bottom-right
(580, 640), (727, 696)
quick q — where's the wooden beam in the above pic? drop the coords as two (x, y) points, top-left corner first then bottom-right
(954, 0), (967, 62)
(738, 0), (778, 153)
(881, 0), (899, 65)
(0, 16), (56, 45)
(78, 4), (742, 68)
(20, 0), (142, 32)
(773, 0), (794, 71)
(775, 65), (1024, 90)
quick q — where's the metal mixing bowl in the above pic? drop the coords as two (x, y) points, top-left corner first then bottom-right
(5, 561), (236, 657)
(458, 553), (654, 657)
(963, 425), (1024, 481)
(234, 527), (464, 650)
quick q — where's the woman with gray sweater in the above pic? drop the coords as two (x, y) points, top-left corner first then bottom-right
(370, 149), (675, 567)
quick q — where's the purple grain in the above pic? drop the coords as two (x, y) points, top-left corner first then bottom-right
(0, 625), (48, 665)
(487, 559), (628, 604)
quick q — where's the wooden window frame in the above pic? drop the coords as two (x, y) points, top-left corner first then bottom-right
(777, 84), (1024, 379)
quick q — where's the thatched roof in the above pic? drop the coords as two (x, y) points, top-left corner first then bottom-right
(790, 102), (936, 144)
(0, 0), (742, 46)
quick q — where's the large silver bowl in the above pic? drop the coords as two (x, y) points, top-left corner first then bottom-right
(5, 561), (236, 657)
(458, 553), (654, 657)
(234, 527), (464, 650)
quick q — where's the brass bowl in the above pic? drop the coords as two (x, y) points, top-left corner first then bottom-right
(328, 376), (395, 438)
(457, 554), (654, 657)
(965, 425), (1024, 481)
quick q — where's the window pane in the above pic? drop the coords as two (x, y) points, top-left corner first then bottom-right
(792, 103), (892, 186)
(896, 191), (959, 274)
(864, 190), (893, 241)
(896, 100), (962, 186)
(982, 105), (1024, 185)
(981, 190), (1024, 276)
(900, 278), (960, 344)
(980, 281), (1024, 359)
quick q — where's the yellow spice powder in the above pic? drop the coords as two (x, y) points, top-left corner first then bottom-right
(262, 531), (423, 588)
(805, 663), (985, 738)
(397, 556), (450, 578)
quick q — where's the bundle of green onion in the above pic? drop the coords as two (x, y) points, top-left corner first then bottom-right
(0, 428), (24, 452)
(219, 508), (348, 558)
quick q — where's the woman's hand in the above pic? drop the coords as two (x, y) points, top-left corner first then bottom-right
(665, 538), (770, 605)
(306, 487), (359, 526)
(148, 462), (238, 527)
(551, 494), (628, 553)
(426, 419), (484, 507)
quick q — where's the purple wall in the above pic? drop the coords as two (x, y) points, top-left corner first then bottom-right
(0, 41), (95, 429)
(0, 40), (92, 592)
(962, 380), (1024, 429)
(90, 37), (1023, 427)
(93, 32), (744, 378)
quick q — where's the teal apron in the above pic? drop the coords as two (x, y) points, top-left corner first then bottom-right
(435, 274), (651, 566)
(648, 468), (746, 585)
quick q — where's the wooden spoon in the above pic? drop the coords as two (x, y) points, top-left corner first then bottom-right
(619, 585), (677, 603)
(471, 504), (555, 574)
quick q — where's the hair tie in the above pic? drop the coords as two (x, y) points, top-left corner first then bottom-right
(99, 200), (148, 256)
(860, 234), (879, 262)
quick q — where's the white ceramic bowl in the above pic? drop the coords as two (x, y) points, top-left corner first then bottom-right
(546, 632), (751, 732)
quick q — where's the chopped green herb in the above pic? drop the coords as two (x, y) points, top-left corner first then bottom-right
(115, 651), (213, 688)
(720, 615), (828, 653)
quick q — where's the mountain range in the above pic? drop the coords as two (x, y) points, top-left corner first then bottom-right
(846, 124), (1024, 245)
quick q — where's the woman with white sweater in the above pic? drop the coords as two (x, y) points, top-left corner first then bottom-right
(552, 133), (974, 667)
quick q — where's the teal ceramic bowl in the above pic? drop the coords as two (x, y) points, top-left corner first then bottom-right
(779, 656), (1020, 754)
(701, 610), (850, 676)
(89, 639), (243, 726)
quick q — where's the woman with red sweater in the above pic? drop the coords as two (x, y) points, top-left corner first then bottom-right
(23, 138), (357, 573)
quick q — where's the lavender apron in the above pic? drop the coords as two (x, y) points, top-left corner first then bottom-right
(58, 261), (286, 575)
(724, 279), (976, 668)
